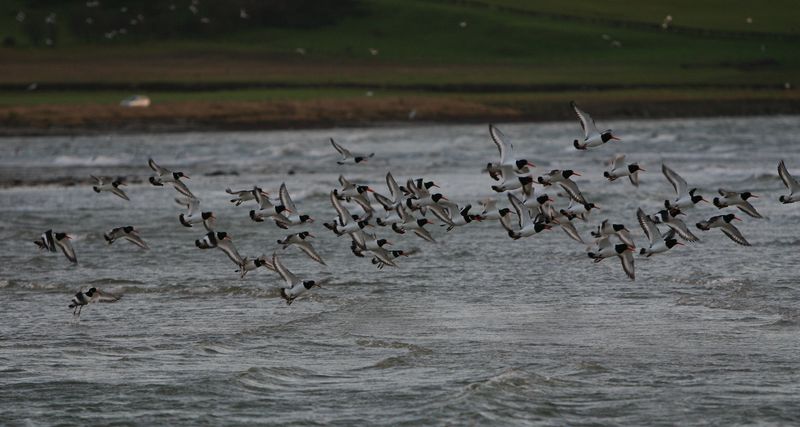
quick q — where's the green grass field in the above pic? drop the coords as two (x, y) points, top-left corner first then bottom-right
(0, 0), (797, 128)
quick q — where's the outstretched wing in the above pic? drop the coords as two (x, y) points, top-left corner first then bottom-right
(56, 237), (78, 263)
(662, 164), (688, 196)
(271, 254), (298, 288)
(489, 124), (514, 165)
(330, 191), (351, 226)
(637, 207), (660, 246)
(148, 158), (169, 175)
(570, 101), (598, 138)
(619, 250), (635, 280)
(720, 223), (751, 246)
(279, 183), (298, 213)
(90, 289), (122, 303)
(778, 160), (800, 193)
(330, 138), (351, 159)
(736, 201), (763, 219)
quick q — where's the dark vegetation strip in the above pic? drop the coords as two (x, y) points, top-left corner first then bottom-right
(425, 0), (800, 41)
(0, 82), (791, 93)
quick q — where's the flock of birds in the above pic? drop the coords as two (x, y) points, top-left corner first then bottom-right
(33, 101), (800, 317)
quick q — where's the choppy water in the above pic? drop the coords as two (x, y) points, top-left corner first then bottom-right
(1, 116), (799, 425)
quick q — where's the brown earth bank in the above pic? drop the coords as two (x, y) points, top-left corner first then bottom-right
(1, 96), (799, 136)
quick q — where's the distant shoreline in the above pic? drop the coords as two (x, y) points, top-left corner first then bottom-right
(1, 96), (798, 137)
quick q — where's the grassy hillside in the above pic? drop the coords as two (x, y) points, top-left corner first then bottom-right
(0, 0), (797, 131)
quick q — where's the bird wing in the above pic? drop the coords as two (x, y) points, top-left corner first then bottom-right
(186, 196), (200, 216)
(720, 223), (751, 246)
(429, 204), (455, 226)
(489, 124), (514, 165)
(498, 211), (517, 234)
(124, 230), (149, 250)
(717, 188), (738, 198)
(778, 160), (800, 193)
(412, 227), (436, 243)
(90, 175), (105, 185)
(507, 193), (529, 229)
(296, 241), (326, 265)
(611, 154), (626, 171)
(338, 174), (354, 190)
(272, 254), (298, 288)
(616, 228), (636, 248)
(559, 220), (584, 243)
(386, 172), (403, 205)
(330, 190), (351, 226)
(662, 164), (687, 196)
(195, 232), (216, 249)
(330, 138), (351, 159)
(558, 179), (587, 204)
(665, 217), (700, 242)
(110, 186), (130, 201)
(37, 230), (56, 252)
(736, 201), (763, 219)
(279, 183), (298, 213)
(56, 236), (77, 263)
(106, 227), (125, 241)
(619, 250), (635, 280)
(373, 191), (395, 210)
(148, 158), (169, 175)
(370, 247), (398, 268)
(571, 101), (598, 138)
(171, 179), (195, 199)
(637, 208), (660, 246)
(628, 171), (640, 187)
(91, 289), (122, 303)
(218, 238), (244, 267)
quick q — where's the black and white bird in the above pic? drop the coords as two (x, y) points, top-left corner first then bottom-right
(604, 154), (644, 187)
(371, 248), (419, 270)
(195, 231), (245, 268)
(237, 255), (275, 279)
(587, 237), (635, 280)
(485, 124), (535, 182)
(277, 231), (326, 265)
(696, 214), (751, 246)
(226, 187), (262, 206)
(591, 219), (636, 248)
(330, 138), (374, 164)
(274, 183), (313, 229)
(538, 169), (587, 204)
(778, 160), (800, 204)
(541, 203), (584, 243)
(571, 101), (621, 150)
(324, 191), (370, 236)
(91, 175), (129, 201)
(649, 208), (700, 242)
(499, 193), (550, 240)
(148, 158), (194, 198)
(103, 226), (149, 250)
(33, 229), (57, 252)
(713, 189), (763, 219)
(350, 230), (397, 268)
(392, 204), (436, 242)
(560, 200), (600, 222)
(34, 230), (77, 263)
(249, 186), (288, 222)
(272, 254), (321, 305)
(662, 164), (706, 211)
(177, 196), (215, 229)
(69, 287), (121, 317)
(442, 204), (482, 231)
(637, 208), (683, 257)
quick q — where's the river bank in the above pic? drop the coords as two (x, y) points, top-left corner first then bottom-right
(1, 90), (798, 136)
